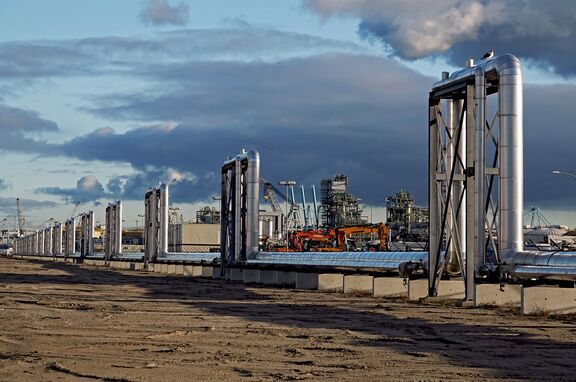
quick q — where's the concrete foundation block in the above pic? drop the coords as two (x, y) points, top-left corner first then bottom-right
(373, 277), (408, 297)
(166, 263), (176, 274)
(212, 266), (224, 279)
(174, 264), (184, 275)
(522, 286), (576, 315)
(228, 268), (244, 282)
(275, 271), (296, 287)
(259, 270), (277, 285)
(295, 272), (319, 290)
(475, 284), (521, 307)
(344, 275), (374, 294)
(161, 263), (169, 274)
(243, 269), (261, 284)
(295, 273), (344, 291)
(318, 273), (344, 291)
(200, 266), (213, 278)
(409, 279), (465, 301)
(183, 265), (200, 277)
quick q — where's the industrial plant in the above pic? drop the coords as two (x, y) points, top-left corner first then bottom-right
(2, 52), (576, 381)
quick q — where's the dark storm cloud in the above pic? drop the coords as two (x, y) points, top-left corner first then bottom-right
(139, 0), (190, 26)
(0, 104), (60, 154)
(303, 0), (576, 77)
(63, 53), (431, 203)
(2, 22), (575, 208)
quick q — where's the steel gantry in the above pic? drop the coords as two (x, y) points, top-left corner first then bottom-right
(428, 54), (523, 302)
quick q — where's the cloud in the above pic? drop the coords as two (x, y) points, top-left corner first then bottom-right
(139, 0), (190, 26)
(2, 22), (575, 210)
(0, 178), (9, 190)
(303, 0), (576, 77)
(0, 197), (57, 214)
(37, 175), (109, 205)
(0, 104), (60, 154)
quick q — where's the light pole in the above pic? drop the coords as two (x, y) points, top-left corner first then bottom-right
(552, 170), (576, 180)
(279, 180), (296, 250)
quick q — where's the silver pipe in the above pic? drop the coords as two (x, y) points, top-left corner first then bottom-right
(160, 184), (169, 255)
(249, 251), (428, 271)
(234, 155), (242, 262)
(474, 66), (486, 270)
(510, 265), (576, 281)
(246, 150), (260, 257)
(116, 201), (123, 256)
(502, 250), (576, 268)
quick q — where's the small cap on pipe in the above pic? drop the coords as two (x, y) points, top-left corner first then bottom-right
(465, 59), (475, 67)
(441, 71), (449, 80)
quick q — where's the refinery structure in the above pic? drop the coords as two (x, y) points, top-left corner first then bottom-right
(6, 54), (576, 316)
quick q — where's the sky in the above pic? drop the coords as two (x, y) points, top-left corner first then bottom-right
(1, 0), (576, 229)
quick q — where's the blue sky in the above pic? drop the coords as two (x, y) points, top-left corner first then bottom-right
(1, 0), (576, 229)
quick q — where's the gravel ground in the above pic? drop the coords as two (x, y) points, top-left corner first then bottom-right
(0, 258), (574, 381)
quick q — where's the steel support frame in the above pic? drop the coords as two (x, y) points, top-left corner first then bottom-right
(105, 201), (122, 261)
(144, 188), (161, 265)
(428, 55), (523, 302)
(220, 150), (260, 275)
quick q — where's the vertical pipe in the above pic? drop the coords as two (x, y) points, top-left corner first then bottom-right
(160, 184), (169, 255)
(220, 167), (229, 270)
(233, 157), (242, 263)
(474, 68), (486, 273)
(312, 185), (319, 229)
(246, 150), (260, 257)
(499, 59), (523, 253)
(116, 201), (123, 256)
(300, 185), (308, 228)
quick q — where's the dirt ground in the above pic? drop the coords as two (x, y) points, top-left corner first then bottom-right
(0, 258), (574, 381)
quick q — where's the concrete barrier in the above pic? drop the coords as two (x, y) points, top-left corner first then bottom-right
(259, 270), (277, 285)
(408, 279), (465, 301)
(343, 275), (374, 294)
(295, 273), (344, 291)
(475, 284), (521, 307)
(522, 286), (576, 315)
(183, 265), (202, 277)
(167, 263), (176, 274)
(373, 277), (408, 297)
(275, 271), (296, 287)
(243, 269), (260, 284)
(228, 268), (244, 282)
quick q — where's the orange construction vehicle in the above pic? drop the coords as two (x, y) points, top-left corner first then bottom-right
(335, 223), (389, 251)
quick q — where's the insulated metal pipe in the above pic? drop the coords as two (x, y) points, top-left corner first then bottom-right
(474, 67), (486, 270)
(160, 184), (169, 255)
(246, 150), (260, 257)
(510, 265), (576, 281)
(249, 251), (429, 271)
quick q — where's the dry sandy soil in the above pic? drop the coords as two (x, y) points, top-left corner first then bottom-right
(0, 258), (574, 381)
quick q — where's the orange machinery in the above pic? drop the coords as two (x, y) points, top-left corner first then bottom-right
(267, 223), (389, 252)
(335, 223), (389, 251)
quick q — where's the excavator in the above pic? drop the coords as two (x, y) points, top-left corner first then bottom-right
(265, 223), (389, 252)
(334, 223), (389, 251)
